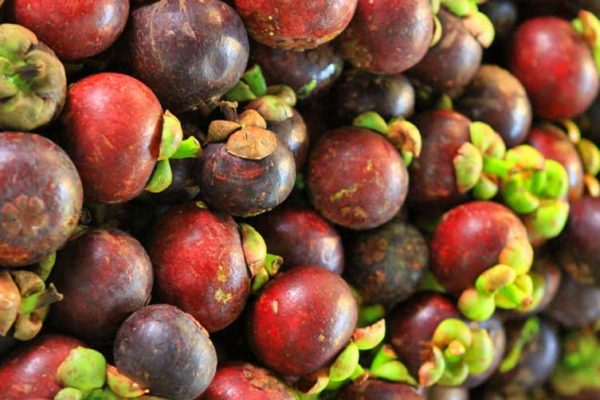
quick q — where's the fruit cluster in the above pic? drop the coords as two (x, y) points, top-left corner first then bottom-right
(0, 0), (599, 399)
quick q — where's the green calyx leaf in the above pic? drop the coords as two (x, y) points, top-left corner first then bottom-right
(470, 121), (506, 159)
(247, 95), (293, 123)
(352, 319), (386, 350)
(358, 304), (386, 327)
(463, 11), (496, 48)
(352, 111), (389, 135)
(387, 118), (422, 166)
(495, 274), (534, 310)
(436, 93), (454, 110)
(541, 160), (569, 199)
(57, 347), (107, 391)
(498, 238), (533, 275)
(437, 361), (469, 386)
(431, 14), (443, 47)
(33, 251), (56, 282)
(441, 0), (476, 17)
(577, 138), (600, 176)
(499, 317), (540, 373)
(524, 199), (570, 241)
(475, 264), (517, 295)
(145, 159), (173, 193)
(54, 387), (83, 400)
(370, 344), (399, 370)
(329, 342), (360, 382)
(418, 346), (446, 387)
(170, 136), (202, 159)
(299, 369), (330, 395)
(502, 173), (541, 214)
(158, 110), (183, 160)
(573, 10), (600, 76)
(225, 65), (267, 102)
(267, 85), (297, 107)
(84, 388), (120, 400)
(297, 79), (317, 100)
(453, 142), (483, 193)
(240, 223), (268, 277)
(432, 318), (473, 349)
(106, 365), (149, 398)
(458, 287), (496, 322)
(371, 360), (417, 386)
(472, 175), (499, 200)
(464, 328), (495, 375)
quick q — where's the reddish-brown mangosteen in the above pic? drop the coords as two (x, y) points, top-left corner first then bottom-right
(528, 124), (584, 202)
(307, 127), (408, 230)
(251, 205), (344, 275)
(0, 334), (83, 399)
(247, 265), (358, 377)
(346, 219), (428, 306)
(60, 72), (162, 203)
(48, 228), (153, 344)
(510, 16), (599, 120)
(546, 270), (600, 329)
(411, 9), (483, 93)
(387, 292), (496, 387)
(234, 0), (357, 50)
(0, 132), (82, 267)
(408, 109), (472, 211)
(251, 42), (344, 99)
(10, 0), (129, 62)
(148, 202), (250, 333)
(200, 362), (297, 400)
(338, 0), (434, 74)
(340, 379), (425, 400)
(333, 69), (415, 123)
(126, 0), (249, 113)
(431, 201), (535, 321)
(114, 304), (217, 400)
(558, 196), (600, 285)
(456, 65), (532, 147)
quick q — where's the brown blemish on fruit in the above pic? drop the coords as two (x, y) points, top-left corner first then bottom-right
(330, 184), (359, 202)
(360, 236), (388, 265)
(1, 195), (48, 237)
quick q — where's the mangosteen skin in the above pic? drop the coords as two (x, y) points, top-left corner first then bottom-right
(427, 386), (469, 400)
(0, 132), (83, 267)
(247, 265), (358, 377)
(126, 0), (250, 113)
(387, 292), (460, 376)
(149, 203), (250, 333)
(411, 9), (483, 92)
(234, 0), (357, 51)
(114, 304), (218, 400)
(528, 124), (584, 203)
(197, 140), (296, 217)
(251, 42), (344, 98)
(338, 0), (434, 74)
(339, 379), (425, 400)
(456, 65), (532, 148)
(346, 219), (428, 306)
(200, 362), (297, 400)
(558, 196), (600, 285)
(307, 127), (408, 230)
(0, 334), (83, 399)
(11, 0), (129, 62)
(408, 109), (471, 211)
(546, 271), (600, 329)
(60, 72), (163, 204)
(510, 17), (599, 120)
(486, 318), (559, 393)
(333, 69), (415, 123)
(251, 205), (345, 275)
(48, 228), (153, 344)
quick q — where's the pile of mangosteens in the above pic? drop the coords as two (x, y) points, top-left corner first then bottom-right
(0, 0), (600, 399)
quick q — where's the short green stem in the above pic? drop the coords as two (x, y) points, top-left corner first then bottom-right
(19, 283), (63, 315)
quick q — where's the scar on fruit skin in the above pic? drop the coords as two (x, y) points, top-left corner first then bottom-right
(215, 289), (233, 304)
(330, 184), (359, 202)
(216, 264), (228, 283)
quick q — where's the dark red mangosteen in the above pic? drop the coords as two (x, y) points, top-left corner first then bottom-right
(431, 201), (536, 321)
(0, 132), (82, 267)
(234, 0), (357, 51)
(60, 72), (201, 204)
(387, 292), (496, 387)
(247, 265), (358, 377)
(332, 69), (415, 124)
(410, 8), (485, 93)
(148, 202), (251, 333)
(338, 0), (434, 74)
(251, 42), (344, 100)
(125, 0), (249, 114)
(346, 219), (428, 307)
(456, 65), (532, 147)
(0, 334), (83, 399)
(339, 379), (425, 400)
(250, 204), (345, 275)
(114, 304), (218, 400)
(306, 124), (410, 230)
(558, 196), (600, 285)
(0, 24), (66, 132)
(197, 109), (296, 217)
(546, 270), (600, 329)
(48, 228), (153, 344)
(10, 0), (129, 62)
(486, 317), (559, 394)
(199, 362), (297, 400)
(510, 14), (600, 120)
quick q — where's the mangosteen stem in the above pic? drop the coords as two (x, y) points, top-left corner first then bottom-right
(18, 283), (63, 315)
(499, 317), (540, 373)
(225, 65), (267, 102)
(170, 136), (201, 159)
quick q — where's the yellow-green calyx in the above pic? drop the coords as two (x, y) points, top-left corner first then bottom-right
(418, 318), (495, 387)
(239, 223), (282, 293)
(145, 111), (202, 194)
(551, 328), (600, 396)
(439, 0), (495, 48)
(458, 237), (540, 321)
(558, 118), (600, 196)
(0, 269), (63, 341)
(0, 24), (67, 131)
(55, 347), (150, 400)
(573, 10), (600, 76)
(352, 111), (422, 166)
(297, 320), (390, 397)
